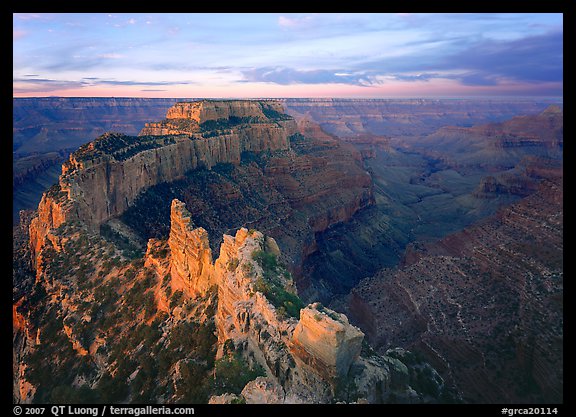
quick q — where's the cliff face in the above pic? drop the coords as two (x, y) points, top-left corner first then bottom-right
(16, 194), (447, 404)
(117, 105), (373, 299)
(290, 303), (364, 381)
(57, 101), (295, 228)
(162, 199), (398, 403)
(28, 100), (296, 271)
(283, 98), (556, 137)
(162, 100), (285, 125)
(28, 185), (75, 270)
(168, 200), (215, 297)
(349, 173), (563, 403)
(393, 105), (563, 171)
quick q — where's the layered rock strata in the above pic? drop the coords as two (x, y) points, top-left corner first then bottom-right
(28, 100), (296, 268)
(168, 200), (214, 297)
(165, 198), (398, 403)
(349, 175), (563, 403)
(290, 303), (364, 381)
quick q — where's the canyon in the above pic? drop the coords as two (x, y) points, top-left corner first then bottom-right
(13, 97), (558, 223)
(13, 98), (562, 404)
(348, 166), (563, 403)
(16, 100), (451, 404)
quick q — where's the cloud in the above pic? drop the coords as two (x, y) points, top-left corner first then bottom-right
(14, 13), (45, 21)
(439, 30), (563, 84)
(141, 89), (167, 92)
(241, 66), (373, 86)
(278, 15), (314, 29)
(13, 29), (26, 40)
(98, 53), (125, 59)
(14, 76), (194, 92)
(13, 77), (86, 93)
(391, 73), (440, 82)
(459, 73), (499, 86)
(94, 79), (193, 86)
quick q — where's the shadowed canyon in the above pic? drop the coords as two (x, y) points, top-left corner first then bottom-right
(13, 98), (562, 404)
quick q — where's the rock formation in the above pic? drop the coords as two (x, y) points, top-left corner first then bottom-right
(168, 200), (214, 297)
(116, 104), (374, 299)
(159, 198), (416, 403)
(140, 100), (289, 135)
(58, 101), (294, 228)
(28, 100), (296, 269)
(240, 377), (285, 404)
(392, 105), (563, 171)
(290, 303), (364, 381)
(15, 97), (563, 404)
(283, 98), (555, 137)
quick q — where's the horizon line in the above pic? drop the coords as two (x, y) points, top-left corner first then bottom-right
(13, 96), (564, 101)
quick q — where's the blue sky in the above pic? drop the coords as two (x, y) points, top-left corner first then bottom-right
(13, 13), (563, 98)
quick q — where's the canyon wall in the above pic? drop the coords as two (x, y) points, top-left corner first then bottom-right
(283, 98), (557, 137)
(349, 174), (563, 403)
(163, 198), (393, 403)
(13, 97), (180, 155)
(28, 100), (296, 266)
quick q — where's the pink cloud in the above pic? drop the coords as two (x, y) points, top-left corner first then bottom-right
(13, 29), (26, 40)
(278, 15), (314, 29)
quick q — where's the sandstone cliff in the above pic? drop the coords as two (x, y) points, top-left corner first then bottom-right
(28, 100), (296, 271)
(14, 188), (449, 404)
(163, 198), (411, 403)
(140, 100), (289, 134)
(62, 100), (294, 229)
(290, 303), (364, 381)
(116, 105), (373, 300)
(168, 200), (215, 297)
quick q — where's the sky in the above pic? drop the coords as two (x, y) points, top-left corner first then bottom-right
(13, 13), (563, 98)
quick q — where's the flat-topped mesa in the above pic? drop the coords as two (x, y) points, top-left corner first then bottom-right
(290, 302), (364, 381)
(140, 99), (294, 136)
(166, 100), (287, 122)
(60, 101), (295, 229)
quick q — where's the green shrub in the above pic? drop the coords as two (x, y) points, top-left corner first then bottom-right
(252, 250), (278, 272)
(227, 257), (240, 272)
(170, 290), (184, 309)
(211, 353), (266, 395)
(253, 277), (304, 319)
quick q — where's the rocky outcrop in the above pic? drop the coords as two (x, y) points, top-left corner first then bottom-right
(393, 105), (563, 171)
(208, 393), (242, 404)
(150, 100), (287, 126)
(119, 113), (374, 301)
(27, 100), (296, 274)
(28, 185), (75, 270)
(168, 200), (214, 297)
(241, 377), (285, 404)
(163, 198), (405, 403)
(290, 303), (364, 381)
(140, 100), (293, 137)
(49, 100), (294, 230)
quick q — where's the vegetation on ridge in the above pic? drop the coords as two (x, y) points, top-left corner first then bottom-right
(252, 248), (304, 319)
(73, 133), (177, 162)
